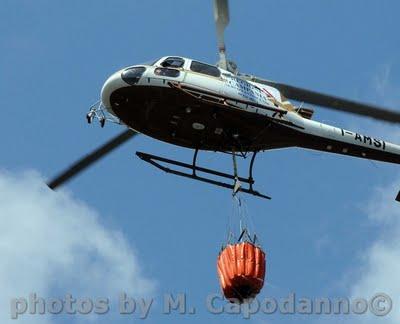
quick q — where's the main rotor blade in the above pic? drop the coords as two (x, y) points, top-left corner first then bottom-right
(214, 0), (230, 70)
(249, 77), (400, 124)
(47, 129), (138, 190)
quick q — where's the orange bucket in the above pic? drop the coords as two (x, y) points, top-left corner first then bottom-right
(217, 242), (266, 303)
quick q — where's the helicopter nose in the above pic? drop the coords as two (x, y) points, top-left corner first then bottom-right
(101, 66), (146, 109)
(101, 71), (128, 109)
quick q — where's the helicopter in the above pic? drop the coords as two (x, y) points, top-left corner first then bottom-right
(48, 0), (400, 201)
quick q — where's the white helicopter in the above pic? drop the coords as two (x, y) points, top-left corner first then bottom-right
(48, 0), (400, 201)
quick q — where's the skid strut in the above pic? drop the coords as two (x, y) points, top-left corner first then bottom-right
(136, 151), (271, 200)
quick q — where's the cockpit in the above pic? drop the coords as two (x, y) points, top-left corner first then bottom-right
(154, 56), (222, 78)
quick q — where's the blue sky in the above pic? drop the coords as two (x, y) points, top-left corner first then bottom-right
(1, 1), (400, 323)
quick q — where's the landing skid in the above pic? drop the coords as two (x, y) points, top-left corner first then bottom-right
(136, 150), (271, 200)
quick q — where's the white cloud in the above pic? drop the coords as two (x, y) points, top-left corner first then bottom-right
(331, 67), (400, 323)
(346, 178), (400, 323)
(311, 64), (400, 324)
(311, 179), (400, 324)
(0, 170), (155, 323)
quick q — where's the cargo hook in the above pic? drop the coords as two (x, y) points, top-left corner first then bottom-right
(232, 148), (241, 196)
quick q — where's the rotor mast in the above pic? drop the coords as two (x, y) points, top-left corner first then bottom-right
(214, 0), (230, 71)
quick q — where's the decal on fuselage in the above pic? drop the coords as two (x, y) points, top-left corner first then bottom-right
(224, 75), (268, 104)
(341, 129), (386, 150)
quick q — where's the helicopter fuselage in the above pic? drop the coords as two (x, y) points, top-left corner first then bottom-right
(101, 56), (400, 164)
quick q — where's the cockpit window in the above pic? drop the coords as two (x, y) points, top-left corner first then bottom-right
(161, 57), (185, 68)
(154, 67), (180, 78)
(190, 61), (221, 78)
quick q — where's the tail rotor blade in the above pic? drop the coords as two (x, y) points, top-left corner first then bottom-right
(47, 129), (138, 189)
